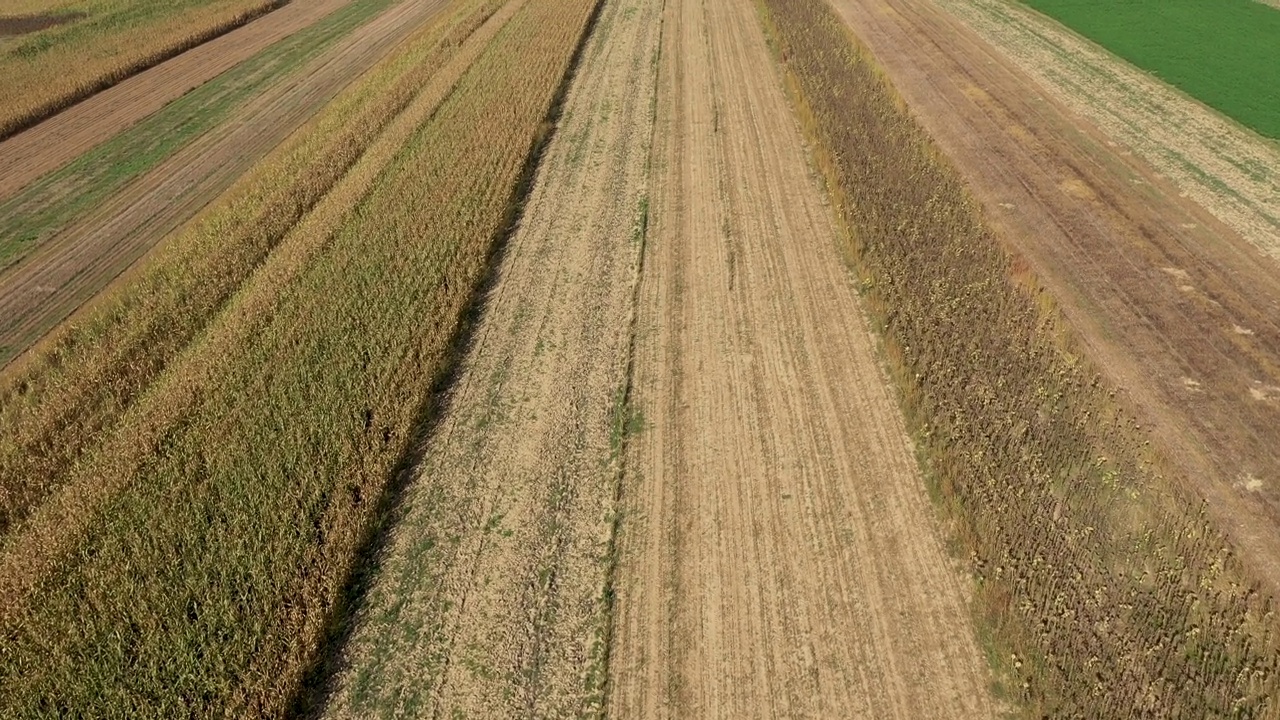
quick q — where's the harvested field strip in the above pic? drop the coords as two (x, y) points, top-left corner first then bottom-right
(315, 0), (655, 713)
(0, 0), (275, 139)
(0, 0), (597, 713)
(0, 0), (502, 542)
(606, 0), (995, 714)
(0, 0), (360, 201)
(1021, 0), (1280, 140)
(934, 0), (1280, 263)
(760, 0), (1280, 715)
(0, 0), (399, 272)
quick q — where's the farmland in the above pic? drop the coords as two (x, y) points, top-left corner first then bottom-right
(766, 0), (1280, 713)
(0, 0), (278, 138)
(935, 0), (1280, 261)
(0, 0), (594, 712)
(0, 0), (458, 368)
(3, 0), (1280, 714)
(1020, 0), (1280, 139)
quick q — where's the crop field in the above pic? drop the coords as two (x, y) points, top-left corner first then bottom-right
(3, 0), (1280, 714)
(761, 0), (1280, 713)
(0, 0), (398, 273)
(934, 0), (1280, 261)
(0, 0), (278, 138)
(0, 0), (592, 712)
(0, 0), (448, 368)
(1020, 0), (1280, 139)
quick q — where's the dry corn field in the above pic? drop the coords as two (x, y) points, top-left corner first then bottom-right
(2, 0), (1280, 716)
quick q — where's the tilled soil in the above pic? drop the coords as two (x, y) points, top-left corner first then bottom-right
(0, 0), (517, 636)
(317, 0), (660, 715)
(605, 0), (997, 715)
(828, 0), (1280, 588)
(0, 0), (450, 367)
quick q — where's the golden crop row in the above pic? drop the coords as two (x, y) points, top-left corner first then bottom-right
(0, 0), (603, 714)
(756, 0), (1280, 715)
(0, 0), (275, 139)
(0, 0), (501, 540)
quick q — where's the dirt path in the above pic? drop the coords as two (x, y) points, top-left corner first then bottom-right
(825, 0), (1280, 587)
(316, 0), (659, 715)
(0, 0), (449, 367)
(605, 0), (996, 715)
(0, 0), (356, 201)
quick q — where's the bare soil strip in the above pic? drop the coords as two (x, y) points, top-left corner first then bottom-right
(936, 0), (1280, 260)
(0, 0), (449, 368)
(0, 0), (355, 200)
(606, 0), (996, 715)
(316, 0), (659, 715)
(825, 0), (1280, 586)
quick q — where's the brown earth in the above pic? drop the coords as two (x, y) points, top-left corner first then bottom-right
(0, 0), (357, 201)
(316, 0), (658, 715)
(0, 0), (450, 369)
(826, 0), (1280, 587)
(605, 0), (997, 715)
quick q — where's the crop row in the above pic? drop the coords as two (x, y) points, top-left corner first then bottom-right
(756, 0), (1280, 715)
(0, 0), (605, 714)
(0, 0), (401, 276)
(0, 0), (503, 541)
(0, 0), (276, 140)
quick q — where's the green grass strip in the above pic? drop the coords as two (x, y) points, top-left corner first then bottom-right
(1022, 0), (1280, 139)
(0, 0), (398, 271)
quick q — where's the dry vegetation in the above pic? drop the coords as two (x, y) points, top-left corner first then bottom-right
(757, 0), (1280, 714)
(0, 0), (279, 139)
(935, 0), (1280, 262)
(0, 0), (500, 541)
(0, 0), (600, 712)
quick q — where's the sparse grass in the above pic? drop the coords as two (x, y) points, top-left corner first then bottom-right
(756, 0), (1280, 715)
(0, 0), (279, 139)
(0, 0), (599, 714)
(0, 0), (399, 272)
(1021, 0), (1280, 139)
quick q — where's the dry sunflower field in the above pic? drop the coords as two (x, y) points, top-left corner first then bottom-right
(2, 0), (1280, 716)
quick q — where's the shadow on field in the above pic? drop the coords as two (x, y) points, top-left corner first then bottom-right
(288, 0), (608, 713)
(0, 12), (86, 37)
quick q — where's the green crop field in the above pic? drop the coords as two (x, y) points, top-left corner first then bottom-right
(1022, 0), (1280, 139)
